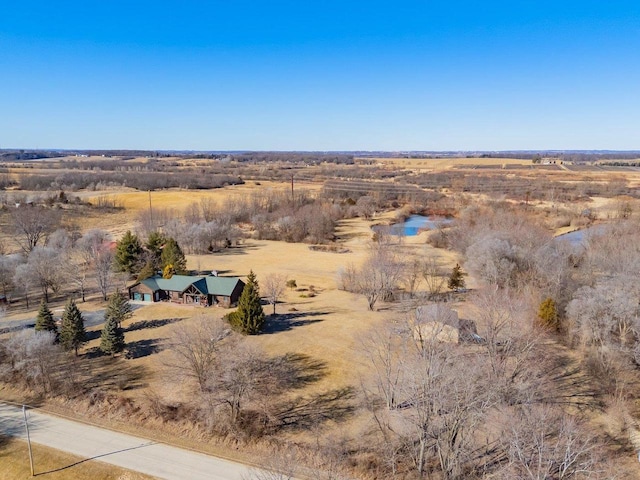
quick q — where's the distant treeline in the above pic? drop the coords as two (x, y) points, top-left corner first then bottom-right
(16, 171), (243, 191)
(481, 152), (640, 162)
(599, 161), (640, 167)
(229, 152), (355, 165)
(0, 150), (65, 161)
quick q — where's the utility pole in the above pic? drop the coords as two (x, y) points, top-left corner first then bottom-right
(23, 405), (34, 476)
(291, 174), (294, 207)
(148, 190), (153, 228)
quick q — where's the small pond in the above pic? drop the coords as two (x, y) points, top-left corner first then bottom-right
(374, 215), (454, 237)
(555, 224), (608, 246)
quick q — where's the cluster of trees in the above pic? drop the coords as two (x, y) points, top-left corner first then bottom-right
(16, 171), (244, 192)
(114, 230), (187, 279)
(1, 291), (132, 398)
(231, 152), (355, 165)
(1, 226), (118, 306)
(162, 313), (351, 449)
(139, 190), (341, 250)
(357, 289), (612, 479)
(339, 240), (466, 310)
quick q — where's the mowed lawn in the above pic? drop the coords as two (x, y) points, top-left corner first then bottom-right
(95, 215), (461, 404)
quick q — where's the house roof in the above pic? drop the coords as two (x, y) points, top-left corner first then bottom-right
(135, 275), (243, 296)
(204, 276), (243, 297)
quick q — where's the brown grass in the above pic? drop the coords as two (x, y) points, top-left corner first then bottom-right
(0, 435), (153, 480)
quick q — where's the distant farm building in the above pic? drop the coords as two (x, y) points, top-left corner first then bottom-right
(128, 274), (245, 308)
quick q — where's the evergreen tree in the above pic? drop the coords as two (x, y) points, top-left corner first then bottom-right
(145, 231), (166, 270)
(35, 300), (58, 340)
(59, 298), (86, 356)
(115, 230), (143, 275)
(100, 314), (125, 356)
(447, 263), (467, 291)
(160, 238), (187, 274)
(227, 270), (265, 334)
(104, 291), (133, 328)
(538, 297), (559, 331)
(137, 260), (156, 281)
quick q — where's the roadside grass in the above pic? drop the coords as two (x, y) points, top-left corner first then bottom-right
(0, 435), (153, 480)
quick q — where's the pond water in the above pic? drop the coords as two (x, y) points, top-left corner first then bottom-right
(374, 215), (454, 237)
(555, 225), (607, 246)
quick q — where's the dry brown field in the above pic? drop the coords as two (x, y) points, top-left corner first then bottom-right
(3, 164), (640, 476)
(0, 436), (152, 480)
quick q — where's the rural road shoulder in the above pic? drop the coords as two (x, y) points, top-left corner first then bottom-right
(0, 403), (258, 480)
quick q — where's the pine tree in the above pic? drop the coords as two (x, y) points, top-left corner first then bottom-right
(104, 291), (133, 328)
(160, 238), (187, 275)
(137, 260), (156, 281)
(35, 300), (58, 340)
(447, 263), (467, 291)
(145, 231), (166, 270)
(227, 270), (265, 334)
(115, 230), (144, 274)
(59, 298), (86, 356)
(100, 315), (125, 356)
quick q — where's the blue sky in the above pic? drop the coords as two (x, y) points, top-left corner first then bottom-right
(1, 1), (639, 151)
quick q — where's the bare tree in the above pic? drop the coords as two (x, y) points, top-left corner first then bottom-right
(206, 342), (266, 423)
(17, 247), (66, 302)
(46, 228), (74, 250)
(362, 314), (492, 479)
(421, 256), (447, 298)
(470, 287), (543, 407)
(77, 230), (114, 301)
(11, 205), (60, 253)
(465, 234), (518, 288)
(164, 316), (231, 392)
(0, 254), (20, 300)
(497, 405), (601, 480)
(336, 263), (358, 292)
(360, 322), (405, 410)
(4, 330), (60, 394)
(356, 195), (376, 220)
(94, 244), (115, 301)
(566, 278), (640, 348)
(263, 273), (286, 315)
(354, 246), (403, 310)
(199, 197), (218, 222)
(402, 258), (422, 298)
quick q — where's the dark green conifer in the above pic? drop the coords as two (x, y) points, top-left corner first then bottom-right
(104, 291), (133, 328)
(145, 231), (166, 270)
(160, 238), (187, 275)
(100, 315), (125, 356)
(227, 270), (265, 335)
(137, 260), (156, 281)
(447, 263), (467, 291)
(59, 298), (86, 356)
(35, 300), (58, 340)
(115, 230), (144, 274)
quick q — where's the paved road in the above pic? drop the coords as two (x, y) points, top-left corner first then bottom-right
(0, 309), (107, 334)
(0, 403), (257, 479)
